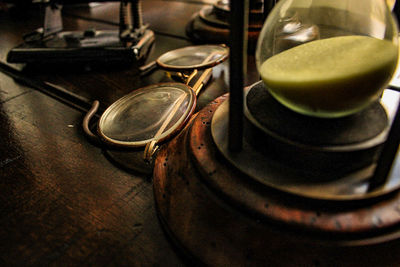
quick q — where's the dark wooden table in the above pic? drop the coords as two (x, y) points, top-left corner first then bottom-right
(0, 1), (258, 265)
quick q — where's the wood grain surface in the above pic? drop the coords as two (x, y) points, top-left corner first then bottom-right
(0, 1), (238, 265)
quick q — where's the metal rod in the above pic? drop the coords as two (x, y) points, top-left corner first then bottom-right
(132, 0), (143, 29)
(143, 93), (187, 161)
(228, 0), (249, 152)
(368, 102), (400, 192)
(191, 51), (222, 95)
(263, 0), (275, 20)
(0, 61), (105, 115)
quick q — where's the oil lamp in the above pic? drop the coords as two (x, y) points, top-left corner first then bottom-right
(153, 0), (400, 265)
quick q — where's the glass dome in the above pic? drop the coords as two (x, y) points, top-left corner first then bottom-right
(256, 0), (399, 118)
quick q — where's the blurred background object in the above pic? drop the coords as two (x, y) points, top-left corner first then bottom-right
(6, 0), (155, 66)
(187, 0), (275, 52)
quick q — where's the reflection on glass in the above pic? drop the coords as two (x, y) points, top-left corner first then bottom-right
(256, 0), (399, 118)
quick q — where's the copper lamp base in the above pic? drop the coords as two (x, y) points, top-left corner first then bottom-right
(153, 93), (400, 266)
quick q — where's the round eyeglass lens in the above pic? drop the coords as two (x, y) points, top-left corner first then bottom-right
(98, 83), (195, 147)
